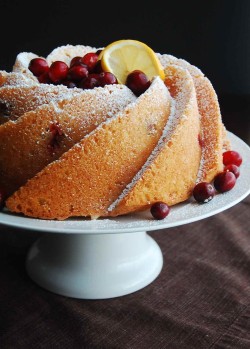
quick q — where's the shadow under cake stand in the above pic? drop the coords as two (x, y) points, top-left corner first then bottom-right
(0, 132), (250, 300)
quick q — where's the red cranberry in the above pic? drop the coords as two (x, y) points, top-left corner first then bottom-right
(126, 70), (151, 96)
(80, 74), (100, 89)
(150, 201), (170, 220)
(214, 171), (236, 193)
(81, 52), (99, 71)
(224, 164), (240, 179)
(62, 80), (78, 88)
(48, 61), (69, 84)
(28, 58), (49, 77)
(223, 150), (243, 167)
(99, 72), (118, 86)
(38, 72), (51, 84)
(92, 60), (104, 73)
(67, 64), (89, 81)
(47, 122), (64, 153)
(198, 134), (204, 148)
(193, 182), (215, 203)
(70, 56), (83, 67)
(50, 121), (63, 136)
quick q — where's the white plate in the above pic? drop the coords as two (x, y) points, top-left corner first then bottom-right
(0, 131), (249, 234)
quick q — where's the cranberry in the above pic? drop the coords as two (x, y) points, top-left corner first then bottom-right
(67, 64), (89, 81)
(49, 121), (63, 136)
(223, 150), (242, 167)
(214, 171), (236, 193)
(63, 80), (78, 88)
(70, 56), (83, 67)
(81, 52), (99, 71)
(224, 164), (240, 179)
(48, 122), (64, 153)
(150, 201), (170, 220)
(28, 58), (49, 77)
(99, 72), (118, 86)
(193, 182), (215, 203)
(198, 134), (204, 148)
(48, 61), (69, 84)
(38, 72), (51, 84)
(126, 70), (151, 96)
(92, 60), (104, 73)
(80, 74), (100, 89)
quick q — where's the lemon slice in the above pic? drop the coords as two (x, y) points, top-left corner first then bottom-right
(101, 39), (165, 84)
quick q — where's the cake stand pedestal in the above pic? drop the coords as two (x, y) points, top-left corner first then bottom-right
(0, 132), (250, 299)
(26, 230), (163, 299)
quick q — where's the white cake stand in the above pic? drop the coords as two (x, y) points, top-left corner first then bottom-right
(0, 132), (250, 299)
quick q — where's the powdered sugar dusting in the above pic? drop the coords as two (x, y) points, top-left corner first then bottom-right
(0, 84), (82, 119)
(46, 45), (101, 66)
(0, 70), (38, 87)
(12, 52), (40, 81)
(157, 53), (203, 78)
(13, 52), (39, 71)
(55, 83), (137, 126)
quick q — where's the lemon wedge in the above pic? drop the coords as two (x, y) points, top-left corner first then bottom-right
(100, 39), (165, 84)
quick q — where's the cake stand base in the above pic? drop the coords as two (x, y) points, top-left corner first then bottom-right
(26, 231), (163, 299)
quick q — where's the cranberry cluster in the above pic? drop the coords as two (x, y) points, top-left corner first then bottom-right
(28, 52), (151, 96)
(28, 51), (118, 90)
(192, 149), (243, 204)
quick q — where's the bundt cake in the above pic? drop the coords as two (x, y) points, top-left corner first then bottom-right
(0, 40), (234, 220)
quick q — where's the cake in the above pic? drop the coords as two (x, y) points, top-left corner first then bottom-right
(0, 40), (233, 220)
